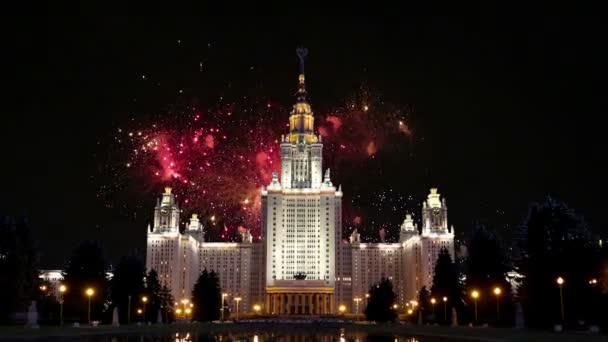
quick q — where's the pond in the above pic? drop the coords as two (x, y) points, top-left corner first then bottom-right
(34, 328), (478, 342)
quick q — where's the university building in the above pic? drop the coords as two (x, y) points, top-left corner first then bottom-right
(146, 51), (454, 315)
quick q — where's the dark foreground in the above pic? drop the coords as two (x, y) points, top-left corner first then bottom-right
(0, 321), (606, 341)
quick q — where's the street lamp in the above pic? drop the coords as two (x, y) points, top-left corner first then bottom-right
(180, 299), (190, 321)
(221, 293), (228, 320)
(493, 287), (502, 322)
(353, 297), (362, 315)
(141, 296), (148, 322)
(137, 308), (143, 321)
(430, 298), (437, 316)
(392, 304), (398, 310)
(253, 304), (261, 315)
(365, 293), (370, 306)
(127, 295), (132, 325)
(234, 297), (242, 320)
(471, 290), (479, 323)
(339, 304), (346, 314)
(85, 288), (94, 325)
(58, 285), (67, 326)
(442, 297), (448, 321)
(556, 276), (565, 322)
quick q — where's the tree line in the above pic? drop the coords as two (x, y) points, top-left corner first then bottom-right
(0, 217), (225, 325)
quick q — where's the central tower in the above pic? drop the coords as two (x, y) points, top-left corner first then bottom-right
(281, 47), (324, 189)
(261, 48), (343, 315)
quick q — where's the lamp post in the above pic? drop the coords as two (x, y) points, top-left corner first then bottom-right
(430, 298), (437, 316)
(253, 304), (261, 315)
(339, 304), (347, 315)
(234, 297), (242, 320)
(442, 297), (448, 321)
(58, 285), (66, 326)
(471, 290), (479, 323)
(127, 295), (132, 325)
(137, 308), (143, 321)
(141, 296), (148, 323)
(353, 297), (362, 316)
(365, 293), (370, 306)
(85, 288), (94, 325)
(556, 277), (565, 322)
(493, 287), (502, 322)
(221, 293), (228, 320)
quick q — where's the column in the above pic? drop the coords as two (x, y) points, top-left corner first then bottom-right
(320, 294), (324, 314)
(297, 294), (301, 314)
(308, 294), (312, 314)
(265, 294), (269, 314)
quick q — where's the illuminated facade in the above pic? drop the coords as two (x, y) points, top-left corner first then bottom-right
(145, 51), (455, 315)
(342, 189), (455, 311)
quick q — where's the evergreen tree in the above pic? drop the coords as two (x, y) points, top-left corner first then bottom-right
(192, 269), (221, 321)
(159, 285), (174, 323)
(364, 277), (397, 322)
(109, 255), (145, 324)
(417, 286), (430, 322)
(466, 225), (513, 325)
(62, 240), (108, 323)
(0, 216), (40, 323)
(430, 248), (463, 324)
(518, 198), (598, 328)
(144, 269), (162, 322)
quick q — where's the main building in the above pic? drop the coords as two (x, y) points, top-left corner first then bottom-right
(146, 50), (454, 315)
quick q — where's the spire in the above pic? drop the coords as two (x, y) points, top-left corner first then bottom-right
(322, 168), (333, 188)
(296, 47), (308, 103)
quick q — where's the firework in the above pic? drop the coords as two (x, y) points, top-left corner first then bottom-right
(101, 90), (415, 241)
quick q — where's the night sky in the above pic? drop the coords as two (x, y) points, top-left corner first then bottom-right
(4, 13), (606, 268)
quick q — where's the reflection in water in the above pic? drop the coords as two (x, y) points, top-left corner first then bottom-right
(53, 330), (462, 342)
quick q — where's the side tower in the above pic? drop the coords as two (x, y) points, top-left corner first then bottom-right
(146, 187), (181, 297)
(261, 48), (343, 315)
(417, 188), (455, 297)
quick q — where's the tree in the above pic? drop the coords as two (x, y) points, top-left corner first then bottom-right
(62, 240), (108, 323)
(430, 248), (463, 324)
(192, 269), (221, 321)
(417, 286), (430, 322)
(159, 285), (174, 323)
(0, 216), (40, 323)
(144, 269), (162, 322)
(466, 225), (513, 325)
(109, 255), (145, 324)
(364, 277), (397, 322)
(517, 198), (598, 328)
